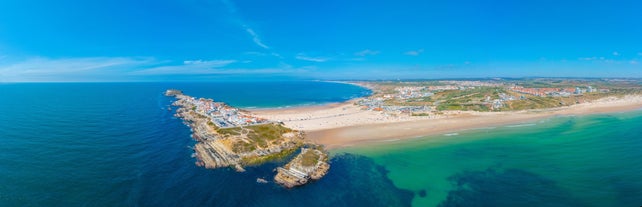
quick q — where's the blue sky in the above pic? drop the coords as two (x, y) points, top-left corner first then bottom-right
(0, 0), (641, 82)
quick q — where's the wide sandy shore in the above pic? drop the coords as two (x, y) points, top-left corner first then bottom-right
(250, 95), (642, 149)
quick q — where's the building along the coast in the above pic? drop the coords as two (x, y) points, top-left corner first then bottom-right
(509, 86), (599, 97)
(182, 95), (268, 128)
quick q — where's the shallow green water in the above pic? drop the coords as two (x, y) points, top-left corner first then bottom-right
(338, 111), (642, 206)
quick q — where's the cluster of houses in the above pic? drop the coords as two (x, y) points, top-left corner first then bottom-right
(427, 81), (505, 91)
(358, 81), (612, 113)
(391, 81), (507, 100)
(439, 80), (504, 87)
(184, 97), (268, 128)
(394, 86), (434, 99)
(483, 93), (516, 110)
(357, 98), (385, 111)
(357, 98), (431, 113)
(510, 86), (601, 97)
(359, 82), (508, 112)
(426, 85), (461, 91)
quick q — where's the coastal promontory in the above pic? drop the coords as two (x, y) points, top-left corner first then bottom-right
(165, 89), (329, 187)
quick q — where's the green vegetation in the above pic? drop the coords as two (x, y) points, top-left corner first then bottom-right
(218, 123), (296, 151)
(206, 121), (219, 130)
(509, 78), (642, 90)
(187, 111), (208, 119)
(433, 87), (502, 100)
(411, 112), (431, 116)
(300, 150), (320, 167)
(247, 123), (293, 148)
(240, 147), (299, 166)
(217, 127), (241, 135)
(506, 96), (560, 110)
(429, 87), (504, 111)
(231, 141), (256, 153)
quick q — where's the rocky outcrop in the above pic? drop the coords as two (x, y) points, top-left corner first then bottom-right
(274, 148), (330, 188)
(166, 89), (330, 186)
(165, 89), (183, 96)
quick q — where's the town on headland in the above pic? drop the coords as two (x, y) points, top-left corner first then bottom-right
(165, 89), (330, 188)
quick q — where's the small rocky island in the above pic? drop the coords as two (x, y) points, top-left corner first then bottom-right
(165, 89), (329, 188)
(275, 147), (330, 188)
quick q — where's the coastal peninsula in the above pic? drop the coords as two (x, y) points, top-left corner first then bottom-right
(165, 89), (329, 188)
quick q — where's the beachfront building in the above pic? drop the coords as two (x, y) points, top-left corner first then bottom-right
(394, 86), (433, 100)
(439, 80), (504, 88)
(185, 96), (268, 128)
(509, 86), (598, 97)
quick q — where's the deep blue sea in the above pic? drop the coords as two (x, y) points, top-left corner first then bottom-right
(1, 81), (642, 207)
(0, 82), (414, 207)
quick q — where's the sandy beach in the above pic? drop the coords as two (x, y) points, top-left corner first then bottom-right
(250, 95), (642, 149)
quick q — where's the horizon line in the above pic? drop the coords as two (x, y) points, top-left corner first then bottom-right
(2, 76), (642, 84)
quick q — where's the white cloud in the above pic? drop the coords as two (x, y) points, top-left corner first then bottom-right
(613, 51), (620, 56)
(243, 51), (267, 56)
(132, 60), (310, 76)
(295, 54), (329, 62)
(0, 55), (312, 82)
(404, 49), (424, 56)
(132, 59), (237, 75)
(183, 59), (237, 66)
(579, 57), (597, 61)
(0, 57), (154, 81)
(218, 0), (288, 63)
(132, 66), (293, 75)
(579, 56), (613, 62)
(132, 59), (308, 76)
(220, 0), (273, 50)
(270, 52), (283, 59)
(355, 49), (380, 57)
(577, 55), (642, 65)
(243, 25), (269, 49)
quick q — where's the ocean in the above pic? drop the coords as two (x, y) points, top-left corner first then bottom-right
(340, 111), (642, 206)
(1, 82), (641, 207)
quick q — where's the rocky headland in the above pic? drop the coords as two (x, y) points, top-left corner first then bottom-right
(165, 89), (329, 187)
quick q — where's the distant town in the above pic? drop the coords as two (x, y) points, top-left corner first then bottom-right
(354, 78), (641, 114)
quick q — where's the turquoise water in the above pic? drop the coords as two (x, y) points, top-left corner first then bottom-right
(1, 82), (642, 206)
(341, 112), (642, 206)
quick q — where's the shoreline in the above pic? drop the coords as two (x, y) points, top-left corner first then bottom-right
(251, 95), (642, 149)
